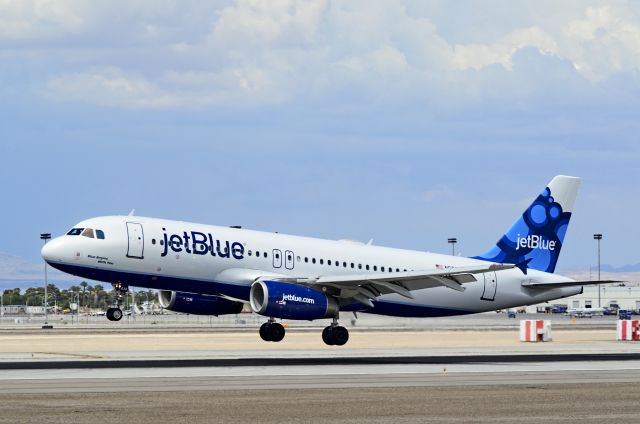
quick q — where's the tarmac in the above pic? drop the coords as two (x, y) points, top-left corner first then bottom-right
(1, 313), (639, 423)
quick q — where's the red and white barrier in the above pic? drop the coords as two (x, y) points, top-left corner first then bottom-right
(519, 320), (552, 342)
(617, 320), (640, 341)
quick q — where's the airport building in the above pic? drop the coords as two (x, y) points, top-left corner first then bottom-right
(531, 285), (640, 312)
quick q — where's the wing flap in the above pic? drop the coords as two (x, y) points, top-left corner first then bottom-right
(275, 263), (514, 306)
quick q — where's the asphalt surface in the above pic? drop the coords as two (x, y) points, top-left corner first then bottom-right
(2, 319), (639, 423)
(1, 379), (639, 423)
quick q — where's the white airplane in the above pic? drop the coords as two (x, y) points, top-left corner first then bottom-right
(41, 175), (613, 345)
(566, 307), (606, 318)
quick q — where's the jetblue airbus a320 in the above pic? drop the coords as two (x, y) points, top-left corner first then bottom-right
(41, 175), (611, 346)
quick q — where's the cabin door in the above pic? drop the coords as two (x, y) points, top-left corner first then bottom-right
(481, 272), (497, 301)
(126, 222), (144, 259)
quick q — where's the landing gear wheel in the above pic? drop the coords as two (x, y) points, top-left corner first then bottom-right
(259, 323), (271, 341)
(322, 326), (335, 345)
(322, 325), (349, 346)
(269, 323), (285, 342)
(332, 326), (349, 346)
(106, 307), (123, 322)
(259, 322), (286, 342)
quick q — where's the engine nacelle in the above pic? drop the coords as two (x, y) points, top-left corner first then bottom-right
(250, 280), (339, 320)
(158, 291), (244, 316)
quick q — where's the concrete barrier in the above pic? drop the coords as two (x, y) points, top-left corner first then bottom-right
(617, 320), (640, 341)
(520, 320), (552, 342)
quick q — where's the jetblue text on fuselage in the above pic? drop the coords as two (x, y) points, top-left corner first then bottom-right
(515, 234), (556, 251)
(161, 228), (245, 259)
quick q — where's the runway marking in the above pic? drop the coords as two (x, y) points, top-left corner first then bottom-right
(2, 352), (640, 370)
(32, 351), (105, 359)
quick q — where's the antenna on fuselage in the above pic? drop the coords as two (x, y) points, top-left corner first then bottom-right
(128, 209), (135, 216)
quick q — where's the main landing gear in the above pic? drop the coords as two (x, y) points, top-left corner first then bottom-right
(257, 317), (349, 346)
(259, 319), (286, 342)
(106, 282), (128, 322)
(322, 317), (349, 346)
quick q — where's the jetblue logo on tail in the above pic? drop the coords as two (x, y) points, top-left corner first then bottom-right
(515, 235), (556, 251)
(473, 182), (574, 274)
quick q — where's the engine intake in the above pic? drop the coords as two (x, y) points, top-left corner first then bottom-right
(250, 280), (339, 320)
(158, 291), (244, 316)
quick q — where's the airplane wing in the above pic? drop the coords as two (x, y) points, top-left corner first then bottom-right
(521, 279), (623, 289)
(273, 263), (514, 307)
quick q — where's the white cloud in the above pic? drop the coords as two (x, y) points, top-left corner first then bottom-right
(45, 66), (286, 109)
(1, 0), (638, 109)
(211, 0), (327, 46)
(0, 0), (86, 40)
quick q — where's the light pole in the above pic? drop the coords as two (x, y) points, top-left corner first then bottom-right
(593, 233), (602, 307)
(40, 233), (51, 325)
(448, 238), (458, 256)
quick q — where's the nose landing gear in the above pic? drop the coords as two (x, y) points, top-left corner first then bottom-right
(107, 282), (129, 322)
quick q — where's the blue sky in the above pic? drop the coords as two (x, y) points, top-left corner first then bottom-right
(1, 0), (639, 274)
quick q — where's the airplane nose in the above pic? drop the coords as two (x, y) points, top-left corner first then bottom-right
(41, 237), (63, 262)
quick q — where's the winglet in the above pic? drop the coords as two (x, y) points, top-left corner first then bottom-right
(128, 209), (135, 216)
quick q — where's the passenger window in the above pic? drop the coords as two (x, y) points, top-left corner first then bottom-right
(297, 256), (301, 261)
(381, 267), (385, 272)
(81, 228), (95, 238)
(396, 268), (400, 272)
(336, 261), (339, 267)
(328, 260), (332, 266)
(248, 250), (252, 256)
(151, 238), (156, 245)
(312, 258), (316, 264)
(160, 239), (164, 246)
(275, 253), (280, 259)
(320, 259), (324, 265)
(263, 252), (267, 258)
(256, 251), (260, 257)
(67, 228), (84, 236)
(96, 230), (105, 240)
(305, 257), (309, 263)
(358, 264), (362, 269)
(366, 265), (370, 270)
(343, 262), (347, 268)
(374, 266), (378, 271)
(350, 263), (354, 268)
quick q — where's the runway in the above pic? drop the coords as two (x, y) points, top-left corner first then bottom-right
(2, 323), (640, 423)
(1, 362), (640, 423)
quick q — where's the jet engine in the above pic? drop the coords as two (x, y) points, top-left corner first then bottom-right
(158, 291), (244, 316)
(250, 280), (339, 320)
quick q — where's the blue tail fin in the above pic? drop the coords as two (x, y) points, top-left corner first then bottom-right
(473, 175), (581, 274)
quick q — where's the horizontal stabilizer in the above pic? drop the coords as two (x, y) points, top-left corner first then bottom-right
(522, 280), (623, 289)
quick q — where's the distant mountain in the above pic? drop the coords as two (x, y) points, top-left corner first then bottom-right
(599, 263), (640, 273)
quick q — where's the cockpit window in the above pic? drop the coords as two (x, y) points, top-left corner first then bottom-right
(67, 228), (84, 236)
(81, 228), (95, 238)
(96, 229), (105, 240)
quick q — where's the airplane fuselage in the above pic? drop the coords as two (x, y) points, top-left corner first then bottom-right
(42, 215), (581, 317)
